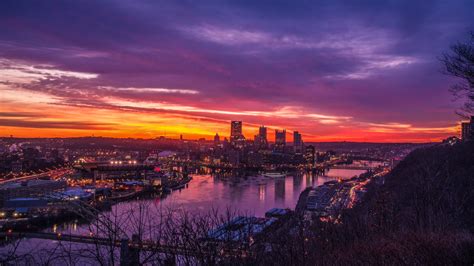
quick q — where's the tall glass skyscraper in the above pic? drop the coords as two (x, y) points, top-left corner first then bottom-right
(230, 121), (243, 140)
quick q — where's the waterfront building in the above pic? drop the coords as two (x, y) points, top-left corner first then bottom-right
(227, 149), (240, 166)
(304, 145), (316, 167)
(246, 151), (263, 167)
(0, 179), (67, 207)
(4, 197), (48, 209)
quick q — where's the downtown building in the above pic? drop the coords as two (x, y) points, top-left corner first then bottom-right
(214, 133), (220, 144)
(274, 129), (286, 152)
(293, 131), (304, 154)
(254, 126), (268, 149)
(230, 121), (246, 148)
(461, 116), (474, 141)
(304, 145), (317, 167)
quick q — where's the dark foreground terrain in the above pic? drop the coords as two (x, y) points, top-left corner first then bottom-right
(253, 141), (474, 265)
(1, 142), (473, 265)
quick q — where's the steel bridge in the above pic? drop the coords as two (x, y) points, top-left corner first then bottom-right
(0, 231), (211, 265)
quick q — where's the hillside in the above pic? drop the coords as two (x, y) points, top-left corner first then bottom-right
(327, 141), (474, 264)
(256, 141), (474, 265)
(370, 141), (474, 232)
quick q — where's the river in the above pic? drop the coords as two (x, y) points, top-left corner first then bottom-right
(52, 168), (366, 233)
(0, 168), (366, 263)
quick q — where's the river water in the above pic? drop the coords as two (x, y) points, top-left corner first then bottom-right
(154, 169), (365, 217)
(52, 168), (366, 233)
(0, 168), (366, 263)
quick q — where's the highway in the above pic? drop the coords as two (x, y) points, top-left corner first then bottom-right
(0, 168), (74, 186)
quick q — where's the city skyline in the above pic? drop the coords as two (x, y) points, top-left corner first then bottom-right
(1, 2), (474, 264)
(1, 1), (474, 142)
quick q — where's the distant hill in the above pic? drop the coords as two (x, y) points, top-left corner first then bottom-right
(306, 141), (431, 152)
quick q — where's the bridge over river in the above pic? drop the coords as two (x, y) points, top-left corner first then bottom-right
(0, 168), (74, 186)
(1, 231), (216, 265)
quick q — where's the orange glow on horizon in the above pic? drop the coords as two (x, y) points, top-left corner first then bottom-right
(0, 86), (459, 143)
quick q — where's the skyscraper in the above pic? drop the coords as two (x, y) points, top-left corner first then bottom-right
(259, 126), (267, 142)
(293, 131), (303, 153)
(230, 121), (243, 140)
(230, 121), (245, 148)
(254, 125), (268, 148)
(214, 133), (220, 144)
(275, 129), (286, 152)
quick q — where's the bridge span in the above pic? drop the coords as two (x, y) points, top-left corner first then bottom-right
(1, 231), (214, 265)
(0, 168), (74, 186)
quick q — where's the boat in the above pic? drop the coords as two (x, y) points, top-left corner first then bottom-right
(263, 172), (286, 178)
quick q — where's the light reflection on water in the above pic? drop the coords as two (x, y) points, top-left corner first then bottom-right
(51, 169), (366, 233)
(0, 169), (366, 262)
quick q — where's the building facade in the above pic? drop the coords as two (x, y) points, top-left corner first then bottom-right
(230, 121), (245, 148)
(254, 126), (268, 149)
(304, 145), (316, 167)
(259, 126), (267, 142)
(230, 121), (243, 139)
(461, 116), (474, 141)
(275, 129), (286, 152)
(293, 131), (304, 153)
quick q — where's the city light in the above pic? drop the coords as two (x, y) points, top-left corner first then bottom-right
(0, 2), (472, 264)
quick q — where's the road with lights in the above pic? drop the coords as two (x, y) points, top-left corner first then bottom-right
(0, 168), (74, 186)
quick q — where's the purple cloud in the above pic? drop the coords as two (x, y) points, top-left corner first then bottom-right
(1, 0), (473, 140)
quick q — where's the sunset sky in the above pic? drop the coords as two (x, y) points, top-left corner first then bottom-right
(1, 1), (474, 142)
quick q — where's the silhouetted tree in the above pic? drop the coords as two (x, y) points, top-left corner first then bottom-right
(442, 32), (474, 117)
